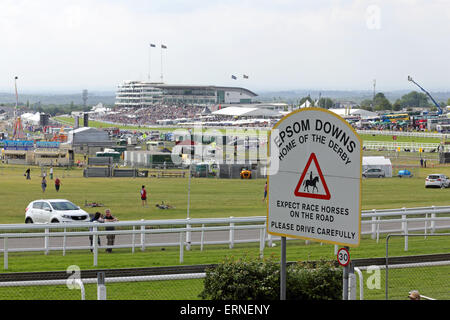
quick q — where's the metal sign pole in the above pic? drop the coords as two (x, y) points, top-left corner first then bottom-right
(342, 246), (349, 300)
(97, 272), (106, 300)
(280, 236), (286, 300)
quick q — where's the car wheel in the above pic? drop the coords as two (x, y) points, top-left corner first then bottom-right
(25, 217), (33, 224)
(51, 218), (59, 223)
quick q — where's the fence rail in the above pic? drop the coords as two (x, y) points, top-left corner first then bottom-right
(362, 141), (446, 152)
(1, 253), (449, 300)
(0, 206), (450, 269)
(357, 130), (449, 139)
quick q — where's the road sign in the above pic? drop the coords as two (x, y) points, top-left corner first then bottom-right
(294, 152), (331, 200)
(337, 247), (350, 266)
(267, 108), (362, 247)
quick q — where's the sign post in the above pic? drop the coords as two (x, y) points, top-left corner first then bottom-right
(267, 108), (362, 300)
(338, 246), (351, 300)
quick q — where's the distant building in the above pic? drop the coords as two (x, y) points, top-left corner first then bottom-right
(67, 127), (114, 155)
(115, 81), (258, 107)
(115, 81), (163, 107)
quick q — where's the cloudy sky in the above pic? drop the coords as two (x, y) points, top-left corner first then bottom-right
(1, 0), (450, 93)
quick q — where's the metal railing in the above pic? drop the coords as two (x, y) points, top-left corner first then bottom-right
(385, 233), (450, 300)
(0, 206), (449, 269)
(362, 141), (446, 152)
(1, 254), (449, 300)
(357, 130), (449, 139)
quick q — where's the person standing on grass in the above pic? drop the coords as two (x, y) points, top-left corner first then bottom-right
(104, 209), (118, 253)
(262, 181), (268, 201)
(25, 168), (31, 180)
(49, 166), (54, 180)
(89, 212), (104, 252)
(141, 185), (148, 207)
(54, 177), (61, 192)
(41, 176), (47, 193)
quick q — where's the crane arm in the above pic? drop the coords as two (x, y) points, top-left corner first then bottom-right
(407, 76), (442, 114)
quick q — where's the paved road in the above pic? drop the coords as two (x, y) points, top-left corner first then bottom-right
(0, 220), (449, 253)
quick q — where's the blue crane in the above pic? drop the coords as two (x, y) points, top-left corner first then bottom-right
(407, 76), (443, 115)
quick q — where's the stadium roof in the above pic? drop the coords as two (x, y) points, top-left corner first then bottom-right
(153, 84), (258, 97)
(212, 107), (280, 117)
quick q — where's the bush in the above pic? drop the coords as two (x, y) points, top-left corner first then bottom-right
(199, 256), (342, 300)
(286, 261), (342, 300)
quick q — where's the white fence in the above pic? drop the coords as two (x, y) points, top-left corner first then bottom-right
(353, 259), (450, 300)
(357, 130), (449, 140)
(0, 273), (206, 300)
(0, 206), (450, 269)
(363, 141), (446, 152)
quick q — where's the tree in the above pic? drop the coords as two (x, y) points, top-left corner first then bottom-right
(299, 96), (313, 106)
(392, 99), (402, 111)
(447, 98), (450, 106)
(373, 92), (392, 111)
(359, 99), (374, 111)
(317, 97), (334, 109)
(396, 91), (430, 108)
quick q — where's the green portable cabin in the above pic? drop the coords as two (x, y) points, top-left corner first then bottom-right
(148, 153), (175, 168)
(112, 146), (127, 155)
(96, 149), (121, 162)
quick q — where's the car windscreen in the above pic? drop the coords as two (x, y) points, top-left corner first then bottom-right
(50, 201), (79, 211)
(427, 175), (441, 179)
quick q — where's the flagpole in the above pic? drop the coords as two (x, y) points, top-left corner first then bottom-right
(148, 44), (151, 81)
(160, 44), (164, 83)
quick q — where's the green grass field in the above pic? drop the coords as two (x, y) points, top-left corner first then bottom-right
(0, 161), (449, 300)
(1, 162), (450, 224)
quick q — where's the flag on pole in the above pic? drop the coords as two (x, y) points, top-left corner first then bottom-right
(161, 44), (167, 49)
(150, 43), (156, 47)
(231, 75), (237, 80)
(243, 74), (249, 79)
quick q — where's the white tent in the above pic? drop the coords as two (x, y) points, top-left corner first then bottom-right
(329, 108), (378, 119)
(362, 156), (392, 177)
(298, 100), (312, 109)
(20, 112), (41, 125)
(212, 107), (280, 117)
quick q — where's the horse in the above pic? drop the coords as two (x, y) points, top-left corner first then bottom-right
(303, 176), (319, 193)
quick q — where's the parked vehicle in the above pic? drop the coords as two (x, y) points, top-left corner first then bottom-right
(25, 199), (90, 224)
(425, 174), (450, 188)
(362, 168), (385, 178)
(397, 169), (413, 178)
(240, 168), (252, 179)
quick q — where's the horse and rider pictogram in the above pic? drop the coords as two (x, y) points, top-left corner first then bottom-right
(294, 153), (331, 200)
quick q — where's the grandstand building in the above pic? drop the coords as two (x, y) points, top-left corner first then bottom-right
(115, 81), (163, 107)
(115, 81), (257, 107)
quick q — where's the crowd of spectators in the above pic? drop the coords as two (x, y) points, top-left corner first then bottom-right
(92, 105), (204, 126)
(91, 105), (275, 128)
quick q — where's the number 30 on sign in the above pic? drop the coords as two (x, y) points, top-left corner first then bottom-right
(337, 248), (350, 267)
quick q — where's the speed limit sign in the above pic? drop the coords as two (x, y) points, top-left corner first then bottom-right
(337, 248), (350, 267)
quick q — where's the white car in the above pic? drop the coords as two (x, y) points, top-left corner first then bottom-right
(425, 174), (450, 188)
(25, 199), (90, 224)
